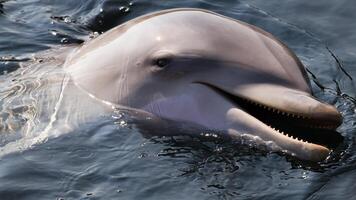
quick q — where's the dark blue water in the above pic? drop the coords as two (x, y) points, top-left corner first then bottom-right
(0, 0), (355, 199)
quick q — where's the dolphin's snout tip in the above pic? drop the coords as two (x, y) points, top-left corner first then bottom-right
(313, 103), (343, 129)
(331, 106), (343, 127)
(307, 144), (330, 162)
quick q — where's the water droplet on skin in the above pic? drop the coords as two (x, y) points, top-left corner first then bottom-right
(89, 31), (100, 39)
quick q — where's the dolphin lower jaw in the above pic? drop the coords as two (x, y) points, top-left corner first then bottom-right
(226, 108), (330, 162)
(195, 82), (342, 161)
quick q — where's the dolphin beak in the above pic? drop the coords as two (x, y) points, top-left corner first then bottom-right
(236, 84), (342, 129)
(196, 82), (343, 162)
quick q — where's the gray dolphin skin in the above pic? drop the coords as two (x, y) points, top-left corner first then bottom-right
(64, 8), (342, 162)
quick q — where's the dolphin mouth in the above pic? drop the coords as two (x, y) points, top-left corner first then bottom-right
(195, 82), (343, 154)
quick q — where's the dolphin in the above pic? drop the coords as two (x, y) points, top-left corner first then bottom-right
(64, 8), (342, 162)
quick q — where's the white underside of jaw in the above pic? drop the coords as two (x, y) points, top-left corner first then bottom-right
(225, 107), (330, 161)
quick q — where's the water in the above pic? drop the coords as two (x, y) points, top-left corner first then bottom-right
(0, 0), (355, 199)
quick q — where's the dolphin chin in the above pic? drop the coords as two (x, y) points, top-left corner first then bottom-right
(196, 82), (342, 162)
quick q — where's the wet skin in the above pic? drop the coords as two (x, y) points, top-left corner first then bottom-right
(64, 8), (342, 162)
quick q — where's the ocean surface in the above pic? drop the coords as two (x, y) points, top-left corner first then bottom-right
(0, 0), (355, 199)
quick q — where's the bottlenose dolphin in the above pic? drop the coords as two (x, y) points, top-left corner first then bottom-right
(64, 8), (342, 161)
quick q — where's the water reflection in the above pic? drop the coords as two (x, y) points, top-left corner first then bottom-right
(0, 0), (355, 199)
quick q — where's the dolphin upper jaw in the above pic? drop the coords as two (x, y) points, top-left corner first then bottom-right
(234, 84), (342, 128)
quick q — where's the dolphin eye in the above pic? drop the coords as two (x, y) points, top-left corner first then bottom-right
(154, 57), (170, 68)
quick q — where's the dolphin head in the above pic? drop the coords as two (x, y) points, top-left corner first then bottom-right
(64, 9), (342, 161)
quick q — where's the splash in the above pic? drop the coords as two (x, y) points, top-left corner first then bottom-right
(0, 48), (77, 156)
